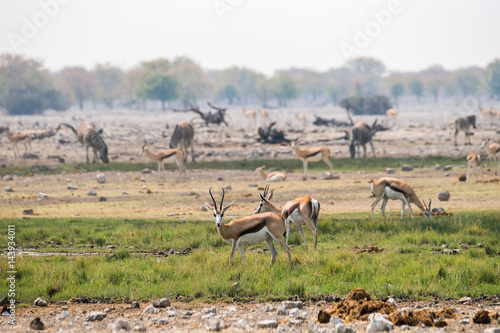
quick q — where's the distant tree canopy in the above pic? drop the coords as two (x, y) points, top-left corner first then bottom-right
(409, 80), (424, 103)
(60, 66), (95, 110)
(0, 54), (69, 115)
(270, 72), (297, 106)
(138, 58), (179, 110)
(486, 59), (500, 100)
(92, 63), (123, 109)
(390, 83), (404, 105)
(339, 95), (391, 115)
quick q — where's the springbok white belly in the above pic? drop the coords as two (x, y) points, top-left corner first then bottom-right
(287, 209), (306, 226)
(384, 187), (406, 201)
(238, 226), (271, 245)
(162, 154), (178, 164)
(306, 153), (323, 162)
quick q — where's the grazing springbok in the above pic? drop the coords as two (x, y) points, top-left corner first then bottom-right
(255, 185), (320, 251)
(386, 109), (398, 128)
(254, 165), (287, 182)
(3, 128), (32, 158)
(169, 122), (195, 162)
(481, 138), (500, 168)
(291, 138), (333, 179)
(453, 115), (476, 146)
(371, 177), (432, 220)
(348, 120), (387, 158)
(205, 188), (293, 267)
(466, 153), (482, 184)
(140, 140), (186, 181)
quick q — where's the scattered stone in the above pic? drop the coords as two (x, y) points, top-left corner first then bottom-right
(441, 244), (449, 249)
(34, 298), (47, 307)
(3, 175), (13, 181)
(5, 186), (13, 192)
(142, 168), (152, 174)
(277, 308), (289, 316)
(415, 303), (423, 309)
(30, 317), (45, 330)
(443, 165), (452, 171)
(217, 177), (223, 181)
(401, 164), (414, 171)
(458, 297), (472, 304)
(223, 185), (232, 190)
(38, 192), (49, 199)
(289, 319), (302, 326)
(61, 306), (68, 311)
(67, 184), (78, 190)
(22, 152), (39, 159)
(438, 190), (450, 201)
(289, 308), (300, 318)
(329, 315), (344, 326)
(205, 318), (224, 331)
(141, 305), (154, 315)
(122, 191), (129, 195)
(129, 301), (140, 309)
(151, 318), (169, 325)
(141, 185), (148, 190)
(152, 298), (170, 308)
(96, 173), (106, 183)
(202, 307), (217, 314)
(473, 309), (491, 324)
(460, 319), (470, 325)
(99, 197), (107, 202)
(265, 305), (276, 312)
(141, 177), (147, 182)
(257, 320), (279, 329)
(85, 311), (107, 322)
(57, 311), (70, 320)
(134, 323), (147, 332)
(248, 183), (258, 187)
(87, 190), (97, 196)
(434, 164), (442, 170)
(108, 318), (131, 331)
(166, 309), (178, 317)
(458, 174), (467, 182)
(23, 209), (34, 215)
(385, 168), (395, 174)
(367, 313), (394, 332)
(386, 298), (398, 308)
(400, 325), (410, 331)
(484, 328), (500, 333)
(281, 301), (304, 309)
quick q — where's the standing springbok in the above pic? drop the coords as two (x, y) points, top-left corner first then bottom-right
(169, 122), (195, 162)
(205, 188), (293, 267)
(291, 138), (333, 179)
(3, 128), (32, 158)
(466, 153), (482, 184)
(371, 177), (432, 220)
(481, 138), (500, 170)
(255, 185), (320, 251)
(386, 109), (398, 128)
(254, 165), (287, 182)
(140, 140), (186, 181)
(453, 115), (476, 146)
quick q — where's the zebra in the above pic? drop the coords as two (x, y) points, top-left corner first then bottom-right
(453, 115), (476, 146)
(58, 122), (108, 163)
(349, 120), (387, 158)
(169, 122), (194, 162)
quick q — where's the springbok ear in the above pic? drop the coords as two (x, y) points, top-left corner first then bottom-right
(268, 190), (274, 201)
(205, 202), (214, 211)
(222, 200), (235, 213)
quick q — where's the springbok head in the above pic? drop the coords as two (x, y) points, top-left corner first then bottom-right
(255, 184), (274, 214)
(139, 139), (148, 156)
(205, 188), (234, 227)
(254, 165), (266, 175)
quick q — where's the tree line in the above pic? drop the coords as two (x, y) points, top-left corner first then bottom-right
(0, 53), (499, 115)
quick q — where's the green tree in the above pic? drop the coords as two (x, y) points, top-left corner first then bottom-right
(408, 80), (424, 103)
(485, 59), (500, 99)
(92, 63), (123, 109)
(139, 59), (178, 111)
(456, 71), (480, 97)
(59, 66), (95, 110)
(390, 83), (404, 105)
(0, 54), (69, 114)
(219, 85), (239, 105)
(427, 79), (442, 103)
(170, 57), (211, 106)
(219, 67), (263, 103)
(270, 72), (297, 106)
(345, 57), (386, 76)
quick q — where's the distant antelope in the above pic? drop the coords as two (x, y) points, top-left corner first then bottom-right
(371, 177), (432, 220)
(169, 122), (194, 162)
(205, 188), (293, 267)
(259, 109), (269, 118)
(255, 185), (320, 250)
(481, 138), (500, 167)
(3, 128), (32, 158)
(243, 109), (256, 118)
(466, 153), (482, 184)
(140, 140), (186, 181)
(453, 115), (476, 146)
(386, 109), (398, 128)
(291, 138), (333, 179)
(349, 120), (386, 158)
(254, 165), (287, 182)
(58, 122), (108, 163)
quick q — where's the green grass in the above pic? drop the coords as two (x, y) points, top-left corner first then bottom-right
(0, 155), (466, 176)
(1, 211), (499, 304)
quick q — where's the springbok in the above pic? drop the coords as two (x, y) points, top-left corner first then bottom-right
(453, 115), (476, 146)
(291, 138), (333, 179)
(243, 109), (256, 118)
(254, 165), (287, 182)
(371, 177), (432, 220)
(481, 138), (500, 168)
(255, 185), (320, 251)
(170, 122), (194, 162)
(386, 109), (398, 128)
(3, 128), (32, 158)
(139, 140), (186, 181)
(205, 188), (293, 267)
(466, 153), (482, 184)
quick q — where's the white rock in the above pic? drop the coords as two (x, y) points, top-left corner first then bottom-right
(33, 298), (47, 307)
(484, 328), (500, 333)
(460, 319), (470, 325)
(87, 190), (97, 196)
(108, 319), (131, 331)
(257, 320), (279, 329)
(367, 313), (394, 332)
(5, 186), (13, 192)
(335, 323), (346, 333)
(202, 307), (217, 314)
(265, 305), (276, 312)
(141, 305), (154, 315)
(38, 192), (49, 199)
(289, 308), (300, 318)
(281, 301), (304, 309)
(3, 175), (13, 181)
(329, 316), (344, 326)
(152, 298), (170, 308)
(58, 311), (70, 320)
(205, 318), (224, 331)
(67, 184), (78, 190)
(386, 298), (398, 308)
(96, 173), (106, 183)
(85, 311), (107, 322)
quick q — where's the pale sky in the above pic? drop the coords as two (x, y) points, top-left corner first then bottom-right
(0, 0), (499, 75)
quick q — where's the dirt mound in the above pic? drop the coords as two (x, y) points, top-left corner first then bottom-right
(473, 310), (491, 324)
(318, 288), (394, 323)
(389, 307), (455, 327)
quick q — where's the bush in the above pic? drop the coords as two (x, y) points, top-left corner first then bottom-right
(339, 95), (392, 115)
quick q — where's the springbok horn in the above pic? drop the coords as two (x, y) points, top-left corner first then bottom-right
(220, 187), (225, 209)
(209, 187), (217, 210)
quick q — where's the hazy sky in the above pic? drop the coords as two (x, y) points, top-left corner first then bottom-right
(1, 0), (499, 75)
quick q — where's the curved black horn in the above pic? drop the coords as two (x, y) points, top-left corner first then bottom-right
(428, 199), (432, 210)
(263, 184), (270, 197)
(220, 187), (225, 209)
(209, 187), (217, 210)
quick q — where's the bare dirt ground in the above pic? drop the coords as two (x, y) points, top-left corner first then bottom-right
(1, 105), (500, 332)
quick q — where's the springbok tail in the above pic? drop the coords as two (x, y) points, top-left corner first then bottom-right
(311, 198), (320, 229)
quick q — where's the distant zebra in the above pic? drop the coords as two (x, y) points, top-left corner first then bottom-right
(58, 122), (108, 163)
(169, 122), (194, 162)
(453, 115), (476, 146)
